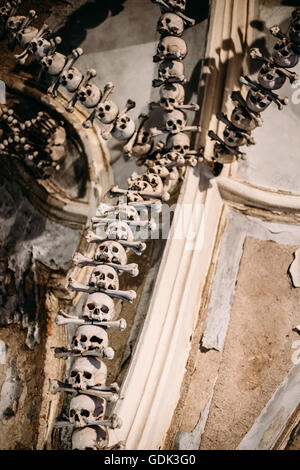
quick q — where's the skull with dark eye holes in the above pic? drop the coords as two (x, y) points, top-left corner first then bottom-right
(71, 425), (108, 450)
(246, 89), (272, 113)
(69, 394), (106, 428)
(95, 241), (127, 265)
(89, 265), (119, 291)
(69, 357), (107, 391)
(82, 293), (116, 322)
(157, 12), (185, 37)
(257, 64), (286, 90)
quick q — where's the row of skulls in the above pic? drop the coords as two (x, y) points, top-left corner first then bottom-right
(0, 105), (67, 178)
(51, 0), (201, 451)
(0, 0), (200, 450)
(209, 8), (300, 164)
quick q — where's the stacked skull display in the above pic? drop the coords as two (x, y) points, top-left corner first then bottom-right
(0, 0), (200, 451)
(208, 9), (300, 165)
(0, 106), (66, 178)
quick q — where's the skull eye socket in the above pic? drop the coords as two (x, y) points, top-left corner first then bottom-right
(184, 145), (189, 149)
(169, 98), (175, 103)
(71, 371), (77, 377)
(112, 246), (118, 253)
(160, 98), (166, 103)
(105, 105), (111, 111)
(166, 18), (171, 24)
(120, 124), (126, 129)
(94, 271), (100, 276)
(108, 273), (114, 279)
(87, 303), (95, 310)
(281, 49), (289, 56)
(224, 130), (229, 137)
(167, 120), (173, 126)
(37, 39), (43, 46)
(81, 409), (90, 417)
(87, 89), (92, 96)
(266, 74), (274, 80)
(70, 409), (76, 416)
(90, 336), (103, 344)
(101, 305), (109, 313)
(161, 68), (166, 74)
(158, 44), (165, 52)
(68, 73), (74, 79)
(83, 372), (92, 379)
(80, 335), (87, 342)
(177, 120), (182, 125)
(48, 58), (52, 65)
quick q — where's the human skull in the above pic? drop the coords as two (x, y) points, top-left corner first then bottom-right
(166, 132), (190, 154)
(147, 165), (169, 179)
(289, 12), (300, 45)
(156, 36), (187, 61)
(78, 83), (102, 108)
(168, 0), (186, 11)
(71, 325), (112, 358)
(72, 426), (108, 450)
(158, 60), (185, 83)
(213, 142), (236, 164)
(273, 41), (299, 68)
(6, 15), (25, 33)
(231, 106), (259, 131)
(30, 37), (51, 61)
(112, 115), (136, 141)
(40, 52), (66, 76)
(69, 357), (107, 390)
(142, 173), (164, 192)
(16, 26), (38, 48)
(95, 241), (127, 265)
(246, 89), (272, 113)
(89, 266), (119, 291)
(82, 293), (116, 322)
(128, 179), (153, 193)
(257, 64), (286, 90)
(97, 100), (119, 124)
(60, 67), (83, 92)
(106, 221), (133, 241)
(160, 83), (185, 111)
(70, 395), (106, 428)
(132, 129), (153, 157)
(157, 13), (184, 37)
(223, 127), (245, 147)
(163, 109), (187, 134)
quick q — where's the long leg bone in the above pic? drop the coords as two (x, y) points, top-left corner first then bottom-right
(50, 380), (120, 402)
(110, 185), (170, 202)
(55, 311), (127, 330)
(68, 278), (136, 303)
(54, 413), (122, 429)
(73, 253), (139, 276)
(86, 231), (146, 255)
(54, 346), (115, 360)
(91, 216), (154, 230)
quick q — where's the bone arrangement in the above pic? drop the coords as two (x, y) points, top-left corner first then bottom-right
(208, 8), (300, 165)
(0, 0), (202, 450)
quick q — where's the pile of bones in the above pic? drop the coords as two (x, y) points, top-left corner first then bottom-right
(208, 8), (300, 164)
(0, 0), (203, 450)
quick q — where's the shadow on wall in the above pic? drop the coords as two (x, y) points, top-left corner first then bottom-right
(56, 0), (127, 54)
